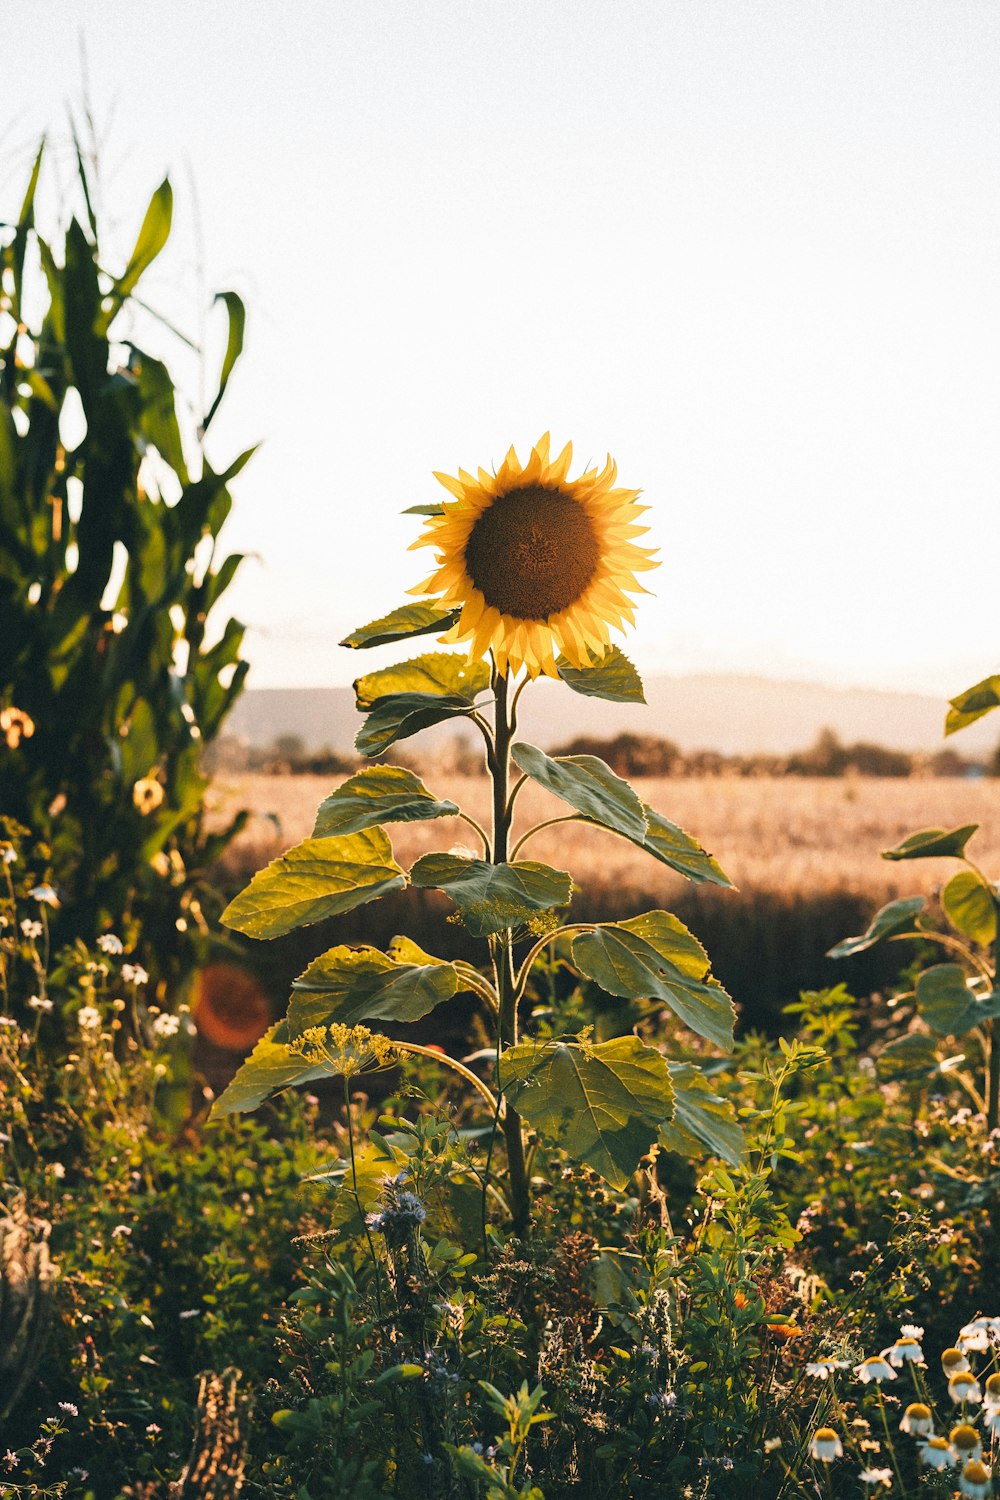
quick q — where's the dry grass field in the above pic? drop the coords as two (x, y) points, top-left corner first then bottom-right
(211, 772), (1000, 901)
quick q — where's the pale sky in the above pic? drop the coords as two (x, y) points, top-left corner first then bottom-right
(5, 2), (1000, 696)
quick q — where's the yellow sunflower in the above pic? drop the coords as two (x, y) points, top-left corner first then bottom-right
(409, 434), (658, 678)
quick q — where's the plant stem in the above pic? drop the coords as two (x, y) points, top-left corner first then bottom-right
(492, 671), (531, 1235)
(989, 896), (1000, 1132)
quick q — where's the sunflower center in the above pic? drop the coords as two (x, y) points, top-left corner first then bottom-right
(463, 485), (600, 619)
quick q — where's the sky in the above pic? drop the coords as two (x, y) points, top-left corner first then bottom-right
(4, 2), (1000, 697)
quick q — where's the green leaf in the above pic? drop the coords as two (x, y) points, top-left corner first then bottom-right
(636, 807), (735, 888)
(556, 646), (646, 704)
(402, 503), (445, 516)
(203, 291), (246, 430)
(210, 1027), (381, 1116)
(826, 896), (926, 959)
(500, 1036), (675, 1189)
(942, 870), (998, 947)
(572, 915), (735, 1050)
(277, 944), (459, 1033)
(510, 742), (647, 841)
(115, 177), (173, 301)
(355, 692), (482, 758)
(312, 765), (459, 837)
(915, 965), (1000, 1036)
(660, 1061), (744, 1165)
(341, 602), (461, 650)
(877, 1032), (943, 1075)
(946, 675), (1000, 736)
(354, 652), (488, 710)
(882, 825), (979, 861)
(221, 830), (405, 939)
(410, 853), (572, 937)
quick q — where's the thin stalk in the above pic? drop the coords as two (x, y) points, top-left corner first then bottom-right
(989, 895), (1000, 1132)
(514, 922), (595, 997)
(343, 1075), (384, 1318)
(394, 1041), (501, 1116)
(510, 814), (586, 859)
(457, 811), (492, 859)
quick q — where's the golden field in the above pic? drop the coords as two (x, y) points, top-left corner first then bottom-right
(211, 772), (1000, 901)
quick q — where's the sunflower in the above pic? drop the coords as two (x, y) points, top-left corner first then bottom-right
(409, 434), (658, 678)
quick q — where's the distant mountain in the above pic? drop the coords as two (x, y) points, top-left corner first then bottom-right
(224, 674), (999, 757)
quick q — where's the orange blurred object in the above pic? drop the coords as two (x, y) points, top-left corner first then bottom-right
(192, 963), (272, 1051)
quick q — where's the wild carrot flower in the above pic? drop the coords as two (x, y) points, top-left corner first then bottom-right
(959, 1459), (993, 1498)
(949, 1372), (983, 1405)
(809, 1428), (843, 1462)
(855, 1355), (897, 1383)
(919, 1436), (954, 1469)
(899, 1402), (933, 1436)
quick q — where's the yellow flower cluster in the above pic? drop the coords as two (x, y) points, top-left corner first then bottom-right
(293, 1023), (395, 1078)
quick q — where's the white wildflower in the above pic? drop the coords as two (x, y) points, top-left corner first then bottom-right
(77, 1006), (101, 1031)
(97, 933), (123, 955)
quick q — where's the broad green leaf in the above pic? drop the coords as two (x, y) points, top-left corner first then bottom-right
(410, 853), (572, 937)
(277, 944), (459, 1034)
(946, 675), (1000, 736)
(221, 830), (405, 939)
(510, 742), (647, 842)
(355, 652), (488, 710)
(915, 965), (1000, 1036)
(556, 646), (646, 704)
(660, 1061), (743, 1166)
(312, 766), (459, 838)
(617, 910), (711, 979)
(203, 290), (246, 430)
(211, 1026), (383, 1116)
(942, 870), (997, 947)
(355, 692), (481, 757)
(826, 895), (926, 959)
(501, 1036), (675, 1189)
(636, 807), (735, 888)
(877, 1032), (943, 1074)
(115, 177), (173, 301)
(341, 602), (461, 650)
(572, 916), (735, 1051)
(882, 825), (979, 862)
(386, 934), (450, 966)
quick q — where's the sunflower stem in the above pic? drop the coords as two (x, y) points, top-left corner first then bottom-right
(491, 670), (531, 1236)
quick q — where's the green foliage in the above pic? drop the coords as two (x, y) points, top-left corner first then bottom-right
(312, 765), (459, 837)
(554, 645), (646, 704)
(0, 140), (251, 982)
(222, 830), (406, 938)
(409, 852), (573, 938)
(946, 671), (1000, 734)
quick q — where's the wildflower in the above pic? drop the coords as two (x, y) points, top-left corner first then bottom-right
(29, 885), (59, 908)
(943, 1347), (973, 1376)
(960, 1459), (993, 1498)
(408, 434), (657, 679)
(900, 1323), (925, 1339)
(958, 1318), (1000, 1354)
(951, 1425), (983, 1462)
(145, 1423), (162, 1435)
(111, 1225), (131, 1239)
(50, 1163), (65, 1179)
(20, 919), (42, 940)
(77, 1006), (101, 1031)
(0, 1018), (17, 1028)
(809, 1428), (843, 1463)
(983, 1406), (1000, 1434)
(295, 1023), (395, 1077)
(763, 1437), (782, 1453)
(855, 1355), (897, 1384)
(984, 1372), (1000, 1412)
(919, 1436), (955, 1469)
(1, 706), (35, 749)
(887, 1335), (924, 1366)
(899, 1402), (934, 1436)
(858, 1469), (893, 1487)
(97, 933), (124, 955)
(133, 776), (164, 814)
(57, 1402), (78, 1416)
(121, 964), (148, 986)
(152, 1013), (180, 1038)
(1, 845), (15, 864)
(27, 995), (53, 1012)
(950, 1372), (983, 1405)
(806, 1359), (850, 1379)
(3, 1451), (18, 1469)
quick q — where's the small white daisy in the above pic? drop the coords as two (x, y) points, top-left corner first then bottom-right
(809, 1428), (843, 1463)
(855, 1355), (897, 1384)
(97, 933), (124, 955)
(949, 1372), (983, 1405)
(919, 1436), (955, 1470)
(959, 1459), (993, 1499)
(858, 1468), (893, 1487)
(899, 1402), (933, 1436)
(887, 1336), (924, 1366)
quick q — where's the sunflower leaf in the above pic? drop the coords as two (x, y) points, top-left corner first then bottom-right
(510, 742), (648, 842)
(221, 830), (405, 939)
(881, 825), (979, 861)
(211, 1027), (379, 1117)
(556, 646), (646, 704)
(946, 675), (1000, 736)
(410, 852), (572, 938)
(942, 870), (998, 947)
(355, 652), (489, 710)
(635, 807), (735, 888)
(499, 1036), (674, 1189)
(826, 895), (926, 959)
(340, 602), (461, 650)
(572, 915), (735, 1050)
(274, 944), (460, 1034)
(355, 692), (483, 758)
(915, 964), (1000, 1036)
(660, 1061), (744, 1165)
(401, 503), (445, 516)
(313, 765), (459, 838)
